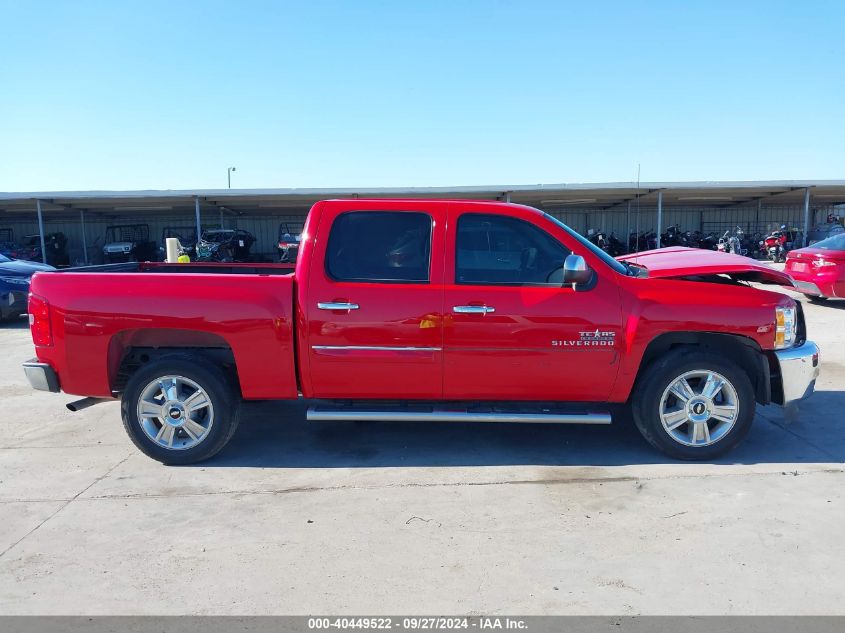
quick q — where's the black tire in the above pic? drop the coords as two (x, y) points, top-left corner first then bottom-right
(631, 348), (755, 460)
(121, 354), (241, 465)
(806, 295), (828, 303)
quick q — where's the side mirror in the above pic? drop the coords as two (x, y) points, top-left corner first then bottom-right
(563, 254), (592, 287)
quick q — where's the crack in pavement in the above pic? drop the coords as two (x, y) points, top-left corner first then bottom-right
(0, 451), (135, 560)
(1, 466), (842, 505)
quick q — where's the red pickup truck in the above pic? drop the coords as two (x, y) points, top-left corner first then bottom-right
(23, 199), (819, 464)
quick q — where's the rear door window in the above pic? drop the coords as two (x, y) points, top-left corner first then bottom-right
(326, 211), (432, 283)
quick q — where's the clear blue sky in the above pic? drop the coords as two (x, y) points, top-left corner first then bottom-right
(1, 0), (843, 192)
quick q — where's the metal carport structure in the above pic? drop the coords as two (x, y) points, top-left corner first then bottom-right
(2, 180), (844, 264)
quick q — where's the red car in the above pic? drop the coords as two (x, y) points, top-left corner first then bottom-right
(785, 232), (845, 302)
(22, 199), (819, 464)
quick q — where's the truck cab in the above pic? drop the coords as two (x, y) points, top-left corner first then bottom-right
(299, 199), (625, 402)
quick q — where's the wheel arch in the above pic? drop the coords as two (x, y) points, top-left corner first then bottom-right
(635, 331), (771, 405)
(108, 329), (239, 395)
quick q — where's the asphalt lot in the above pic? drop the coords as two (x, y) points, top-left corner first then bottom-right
(1, 281), (843, 615)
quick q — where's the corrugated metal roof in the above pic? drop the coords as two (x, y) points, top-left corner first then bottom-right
(2, 180), (844, 217)
(3, 179), (845, 200)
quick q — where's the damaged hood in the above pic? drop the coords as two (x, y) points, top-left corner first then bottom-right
(618, 247), (794, 285)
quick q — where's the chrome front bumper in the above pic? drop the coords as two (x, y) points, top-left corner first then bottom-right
(22, 360), (60, 393)
(772, 341), (820, 406)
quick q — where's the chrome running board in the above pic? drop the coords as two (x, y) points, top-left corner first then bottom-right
(306, 406), (611, 425)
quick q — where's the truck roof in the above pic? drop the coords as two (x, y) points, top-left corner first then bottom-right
(321, 198), (543, 214)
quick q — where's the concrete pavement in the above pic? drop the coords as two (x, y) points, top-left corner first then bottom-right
(0, 286), (843, 614)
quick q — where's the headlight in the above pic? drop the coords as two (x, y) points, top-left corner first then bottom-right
(775, 306), (796, 349)
(0, 276), (30, 286)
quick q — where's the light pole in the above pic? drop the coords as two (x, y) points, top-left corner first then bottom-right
(227, 166), (236, 189)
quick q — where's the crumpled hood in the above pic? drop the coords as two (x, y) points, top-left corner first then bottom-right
(618, 247), (794, 285)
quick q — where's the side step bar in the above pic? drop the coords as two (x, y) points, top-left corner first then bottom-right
(306, 406), (611, 425)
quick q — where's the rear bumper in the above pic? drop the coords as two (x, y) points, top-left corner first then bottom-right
(771, 341), (819, 406)
(22, 359), (60, 393)
(789, 271), (842, 298)
(793, 279), (843, 298)
(792, 280), (824, 296)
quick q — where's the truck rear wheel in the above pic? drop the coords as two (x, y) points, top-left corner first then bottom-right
(631, 349), (755, 460)
(121, 354), (241, 465)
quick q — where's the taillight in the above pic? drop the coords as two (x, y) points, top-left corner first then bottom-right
(812, 258), (836, 268)
(28, 293), (53, 347)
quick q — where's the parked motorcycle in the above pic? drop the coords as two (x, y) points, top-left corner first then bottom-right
(588, 229), (607, 251)
(717, 227), (748, 256)
(605, 233), (625, 256)
(25, 233), (70, 267)
(0, 231), (70, 266)
(627, 230), (658, 253)
(683, 230), (702, 249)
(662, 224), (685, 247)
(762, 225), (794, 262)
(743, 231), (764, 259)
(586, 229), (626, 257)
(696, 232), (719, 251)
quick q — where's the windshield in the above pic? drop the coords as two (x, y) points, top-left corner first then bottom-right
(543, 213), (629, 275)
(813, 233), (845, 251)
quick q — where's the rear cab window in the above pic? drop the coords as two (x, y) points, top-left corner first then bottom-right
(325, 211), (432, 283)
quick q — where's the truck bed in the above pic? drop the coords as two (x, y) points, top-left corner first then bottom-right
(54, 261), (296, 275)
(29, 262), (298, 400)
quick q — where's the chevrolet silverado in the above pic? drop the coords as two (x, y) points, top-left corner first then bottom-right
(23, 199), (819, 464)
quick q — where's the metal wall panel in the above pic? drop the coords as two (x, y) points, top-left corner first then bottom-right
(0, 203), (835, 264)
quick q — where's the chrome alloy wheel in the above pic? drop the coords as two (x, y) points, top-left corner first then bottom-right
(137, 375), (214, 450)
(659, 370), (739, 447)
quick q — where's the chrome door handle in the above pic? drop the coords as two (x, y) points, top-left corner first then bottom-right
(453, 305), (495, 314)
(318, 302), (359, 311)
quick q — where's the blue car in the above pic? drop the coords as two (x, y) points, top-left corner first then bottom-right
(0, 253), (55, 322)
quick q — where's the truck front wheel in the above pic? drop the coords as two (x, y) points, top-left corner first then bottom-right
(631, 349), (755, 460)
(121, 355), (241, 465)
